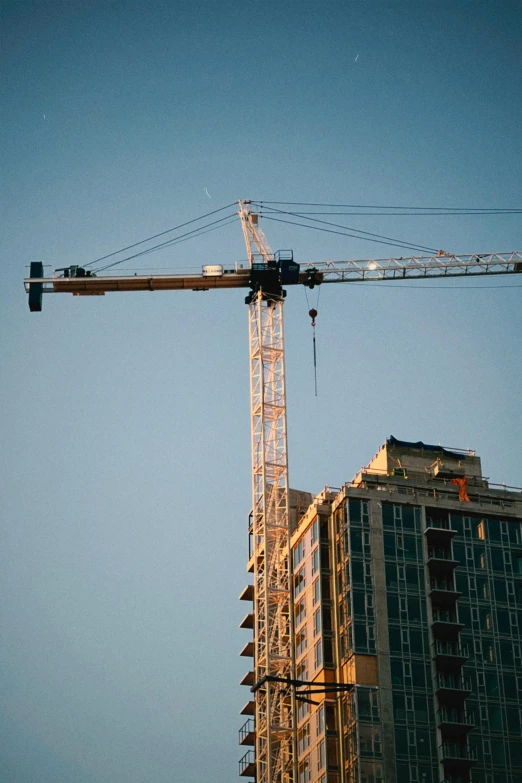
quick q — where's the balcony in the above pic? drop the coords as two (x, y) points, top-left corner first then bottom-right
(240, 700), (255, 716)
(240, 641), (254, 658)
(427, 547), (459, 575)
(239, 584), (254, 602)
(240, 614), (254, 630)
(438, 709), (474, 737)
(434, 673), (472, 703)
(240, 671), (255, 687)
(239, 749), (256, 778)
(440, 743), (477, 773)
(431, 609), (464, 640)
(433, 641), (469, 668)
(239, 718), (255, 746)
(429, 578), (462, 607)
(425, 524), (457, 548)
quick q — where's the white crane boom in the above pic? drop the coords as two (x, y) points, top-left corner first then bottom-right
(24, 202), (521, 783)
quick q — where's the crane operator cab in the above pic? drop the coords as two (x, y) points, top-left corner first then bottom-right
(245, 250), (320, 305)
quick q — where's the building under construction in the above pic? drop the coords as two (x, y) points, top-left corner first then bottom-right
(239, 437), (522, 783)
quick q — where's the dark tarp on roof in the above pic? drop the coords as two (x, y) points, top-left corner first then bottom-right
(387, 436), (470, 461)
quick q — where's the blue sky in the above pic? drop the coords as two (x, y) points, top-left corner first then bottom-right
(1, 2), (521, 781)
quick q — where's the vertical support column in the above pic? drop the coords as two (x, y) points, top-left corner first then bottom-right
(369, 498), (397, 783)
(249, 291), (295, 783)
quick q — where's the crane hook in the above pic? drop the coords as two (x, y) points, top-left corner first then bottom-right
(309, 308), (318, 326)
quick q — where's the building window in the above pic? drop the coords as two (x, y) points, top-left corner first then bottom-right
(295, 599), (306, 627)
(298, 760), (311, 783)
(297, 700), (310, 722)
(296, 630), (307, 657)
(311, 520), (318, 545)
(318, 739), (325, 769)
(313, 609), (321, 637)
(294, 567), (306, 597)
(298, 722), (310, 755)
(316, 705), (324, 735)
(311, 548), (319, 575)
(293, 538), (305, 569)
(314, 640), (322, 669)
(312, 578), (320, 606)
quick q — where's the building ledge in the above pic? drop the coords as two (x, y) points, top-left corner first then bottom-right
(431, 620), (464, 640)
(240, 671), (255, 687)
(433, 642), (469, 668)
(240, 641), (254, 657)
(239, 750), (256, 778)
(239, 584), (254, 602)
(240, 613), (254, 630)
(239, 718), (255, 746)
(425, 526), (457, 547)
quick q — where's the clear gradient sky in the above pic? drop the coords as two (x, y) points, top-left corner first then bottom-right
(1, 2), (521, 781)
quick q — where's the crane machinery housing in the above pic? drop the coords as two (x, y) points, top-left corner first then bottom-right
(24, 200), (522, 783)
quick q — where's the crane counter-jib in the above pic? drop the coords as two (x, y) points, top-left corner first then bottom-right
(24, 270), (253, 296)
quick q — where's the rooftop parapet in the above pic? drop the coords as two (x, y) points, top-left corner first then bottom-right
(354, 436), (482, 485)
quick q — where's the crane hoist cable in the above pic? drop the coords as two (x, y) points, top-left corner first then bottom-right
(304, 284), (321, 397)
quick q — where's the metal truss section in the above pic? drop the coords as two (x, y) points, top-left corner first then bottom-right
(302, 251), (522, 282)
(239, 200), (274, 263)
(249, 291), (295, 783)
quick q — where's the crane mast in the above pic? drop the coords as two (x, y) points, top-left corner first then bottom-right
(24, 204), (522, 783)
(239, 201), (296, 783)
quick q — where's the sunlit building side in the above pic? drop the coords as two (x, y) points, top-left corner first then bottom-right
(239, 437), (522, 783)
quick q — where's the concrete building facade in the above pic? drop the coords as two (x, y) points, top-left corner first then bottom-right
(239, 437), (522, 783)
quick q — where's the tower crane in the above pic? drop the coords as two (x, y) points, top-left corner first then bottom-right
(24, 200), (522, 783)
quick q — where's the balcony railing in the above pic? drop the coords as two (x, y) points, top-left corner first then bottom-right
(431, 608), (464, 639)
(438, 709), (474, 736)
(239, 718), (255, 746)
(433, 608), (458, 623)
(435, 673), (471, 689)
(427, 550), (459, 579)
(239, 749), (255, 777)
(434, 674), (472, 700)
(440, 742), (477, 762)
(434, 640), (469, 665)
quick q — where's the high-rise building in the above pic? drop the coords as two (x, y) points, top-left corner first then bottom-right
(238, 437), (522, 783)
